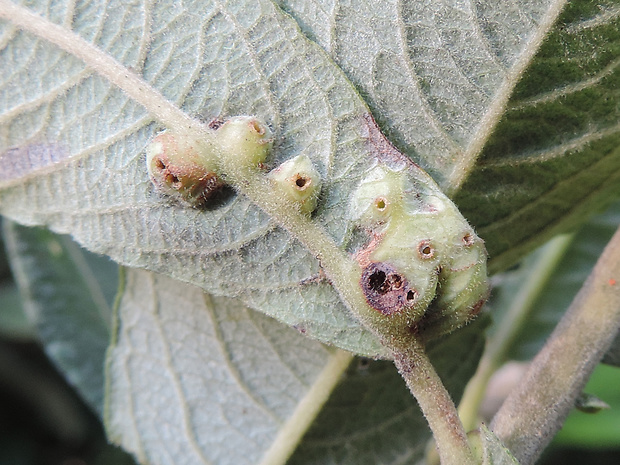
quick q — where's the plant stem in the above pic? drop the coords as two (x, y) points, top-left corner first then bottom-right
(491, 225), (620, 464)
(226, 164), (477, 464)
(458, 234), (574, 432)
(393, 338), (477, 465)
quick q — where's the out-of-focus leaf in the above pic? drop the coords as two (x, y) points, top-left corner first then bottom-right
(0, 282), (32, 340)
(3, 221), (118, 415)
(553, 364), (620, 448)
(488, 199), (620, 362)
(574, 392), (610, 414)
(106, 268), (488, 465)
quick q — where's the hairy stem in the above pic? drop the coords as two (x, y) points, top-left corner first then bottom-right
(0, 0), (202, 136)
(458, 234), (574, 432)
(393, 338), (477, 465)
(225, 163), (477, 465)
(491, 225), (620, 464)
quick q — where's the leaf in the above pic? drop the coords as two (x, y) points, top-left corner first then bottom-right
(0, 232), (32, 338)
(471, 424), (520, 465)
(288, 358), (432, 465)
(106, 268), (488, 465)
(1, 0), (612, 355)
(0, 1), (480, 356)
(3, 220), (118, 415)
(105, 268), (353, 465)
(574, 392), (610, 414)
(0, 281), (32, 339)
(454, 1), (620, 272)
(0, 0), (392, 355)
(0, 219), (34, 339)
(276, 0), (565, 189)
(489, 198), (620, 362)
(288, 316), (488, 465)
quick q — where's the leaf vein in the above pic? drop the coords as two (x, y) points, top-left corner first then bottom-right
(201, 292), (283, 424)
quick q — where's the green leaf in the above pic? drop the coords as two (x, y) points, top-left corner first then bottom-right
(3, 221), (117, 415)
(471, 424), (520, 465)
(276, 0), (565, 191)
(106, 268), (488, 465)
(0, 218), (34, 339)
(0, 281), (32, 339)
(489, 198), (620, 362)
(574, 392), (610, 414)
(288, 318), (488, 465)
(105, 268), (353, 465)
(3, 0), (618, 355)
(454, 0), (620, 272)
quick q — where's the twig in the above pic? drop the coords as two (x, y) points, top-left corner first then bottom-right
(491, 226), (620, 464)
(393, 338), (477, 465)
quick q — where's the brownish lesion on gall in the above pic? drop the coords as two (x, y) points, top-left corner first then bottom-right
(292, 173), (311, 190)
(418, 240), (434, 259)
(149, 152), (223, 207)
(361, 262), (417, 316)
(462, 232), (475, 247)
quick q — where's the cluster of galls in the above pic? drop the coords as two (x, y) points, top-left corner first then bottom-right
(146, 116), (321, 214)
(351, 164), (489, 340)
(146, 116), (488, 342)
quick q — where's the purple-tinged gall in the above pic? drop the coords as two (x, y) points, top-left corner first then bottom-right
(361, 262), (418, 316)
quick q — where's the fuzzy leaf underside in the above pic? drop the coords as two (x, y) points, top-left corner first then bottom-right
(276, 0), (562, 189)
(2, 221), (117, 415)
(278, 0), (620, 269)
(489, 199), (620, 363)
(0, 0), (386, 355)
(106, 268), (341, 465)
(1, 0), (619, 355)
